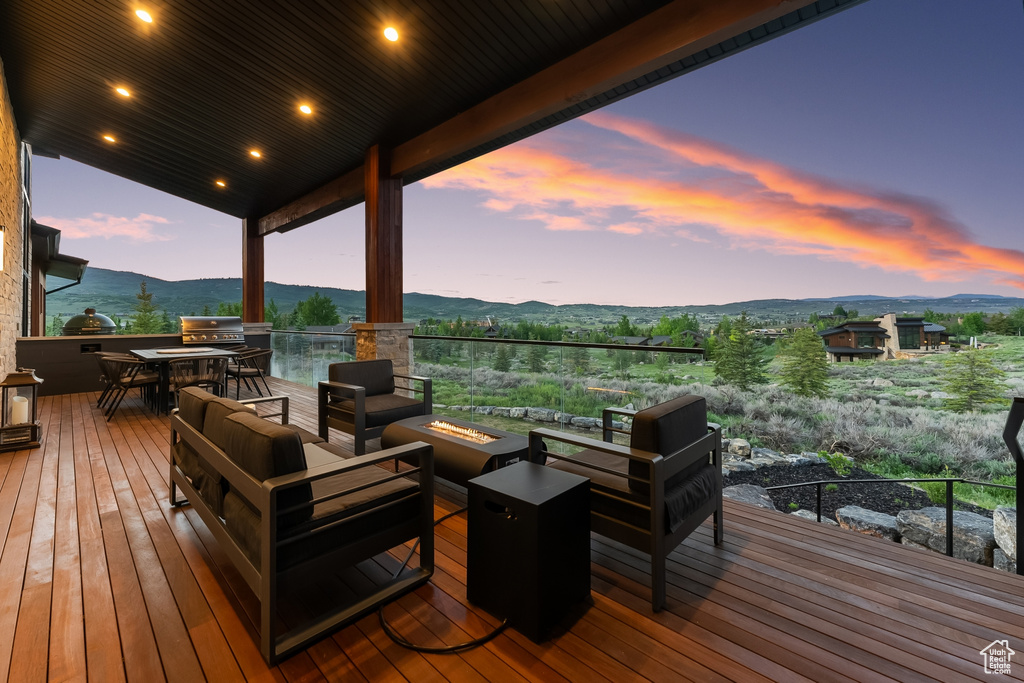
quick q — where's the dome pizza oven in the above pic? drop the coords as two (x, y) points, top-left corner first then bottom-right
(62, 308), (117, 335)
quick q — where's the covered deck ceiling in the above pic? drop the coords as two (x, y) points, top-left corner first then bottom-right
(0, 0), (864, 232)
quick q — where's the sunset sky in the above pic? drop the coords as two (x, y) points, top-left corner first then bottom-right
(31, 0), (1024, 308)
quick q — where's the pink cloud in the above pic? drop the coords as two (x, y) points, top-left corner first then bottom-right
(36, 213), (174, 242)
(423, 113), (1024, 291)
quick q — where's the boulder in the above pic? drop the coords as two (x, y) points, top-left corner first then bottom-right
(553, 412), (574, 425)
(836, 506), (900, 541)
(723, 461), (755, 473)
(509, 407), (527, 419)
(896, 507), (996, 566)
(993, 507), (1017, 562)
(527, 407), (556, 422)
(491, 406), (511, 418)
(784, 454), (816, 467)
(570, 416), (600, 429)
(474, 405), (494, 415)
(907, 389), (929, 398)
(728, 438), (752, 458)
(791, 509), (839, 526)
(723, 484), (776, 510)
(751, 447), (781, 459)
(872, 378), (895, 387)
(994, 548), (1017, 574)
(930, 391), (951, 399)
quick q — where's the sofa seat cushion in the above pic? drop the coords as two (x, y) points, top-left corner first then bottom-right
(326, 393), (425, 428)
(223, 456), (419, 570)
(550, 449), (717, 533)
(282, 423), (325, 445)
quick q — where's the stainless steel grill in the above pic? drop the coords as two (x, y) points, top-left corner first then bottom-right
(179, 316), (245, 345)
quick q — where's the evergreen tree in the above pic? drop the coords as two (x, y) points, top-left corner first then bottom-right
(961, 312), (986, 337)
(160, 309), (177, 333)
(216, 301), (243, 317)
(526, 344), (546, 373)
(568, 345), (591, 375)
(612, 315), (636, 338)
(832, 304), (848, 318)
(131, 281), (163, 333)
(265, 299), (283, 329)
(713, 312), (767, 390)
(48, 314), (64, 337)
(201, 304), (213, 315)
(942, 349), (1006, 413)
(493, 345), (511, 372)
(778, 328), (829, 398)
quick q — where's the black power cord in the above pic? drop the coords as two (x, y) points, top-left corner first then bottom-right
(378, 506), (509, 653)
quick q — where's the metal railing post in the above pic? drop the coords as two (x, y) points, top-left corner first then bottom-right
(945, 480), (954, 557)
(816, 483), (822, 523)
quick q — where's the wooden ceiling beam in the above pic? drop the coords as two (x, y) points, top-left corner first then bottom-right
(390, 0), (814, 179)
(258, 0), (817, 234)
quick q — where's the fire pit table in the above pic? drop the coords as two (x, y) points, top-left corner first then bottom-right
(381, 414), (537, 488)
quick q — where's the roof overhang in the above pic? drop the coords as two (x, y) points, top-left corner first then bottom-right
(1, 0), (866, 231)
(30, 220), (89, 291)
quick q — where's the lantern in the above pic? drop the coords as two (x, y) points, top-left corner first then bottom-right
(0, 368), (43, 451)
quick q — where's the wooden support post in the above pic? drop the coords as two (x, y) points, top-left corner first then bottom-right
(242, 217), (264, 322)
(365, 145), (403, 323)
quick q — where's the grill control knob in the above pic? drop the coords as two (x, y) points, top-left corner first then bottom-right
(200, 335), (206, 340)
(212, 335), (218, 340)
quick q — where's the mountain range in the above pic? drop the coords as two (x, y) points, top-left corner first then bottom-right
(47, 268), (1024, 327)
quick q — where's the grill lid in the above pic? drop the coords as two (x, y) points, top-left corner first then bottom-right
(180, 316), (245, 344)
(62, 308), (117, 335)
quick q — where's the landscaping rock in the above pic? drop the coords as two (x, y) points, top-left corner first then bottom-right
(509, 407), (527, 419)
(474, 405), (494, 415)
(930, 391), (951, 399)
(791, 509), (839, 526)
(723, 484), (776, 510)
(571, 416), (600, 429)
(728, 438), (751, 457)
(872, 378), (895, 387)
(994, 548), (1017, 574)
(784, 454), (816, 467)
(721, 438), (731, 452)
(836, 506), (900, 541)
(907, 389), (929, 398)
(491, 407), (511, 418)
(993, 507), (1017, 562)
(527, 408), (556, 422)
(896, 507), (996, 565)
(553, 412), (573, 425)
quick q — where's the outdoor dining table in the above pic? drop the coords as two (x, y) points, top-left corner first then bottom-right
(130, 346), (239, 414)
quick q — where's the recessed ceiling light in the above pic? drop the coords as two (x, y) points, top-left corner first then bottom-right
(384, 27), (399, 42)
(215, 180), (226, 188)
(115, 87), (131, 97)
(249, 149), (261, 158)
(135, 9), (153, 23)
(103, 135), (117, 143)
(299, 104), (312, 115)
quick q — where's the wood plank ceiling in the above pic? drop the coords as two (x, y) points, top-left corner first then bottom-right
(0, 0), (864, 223)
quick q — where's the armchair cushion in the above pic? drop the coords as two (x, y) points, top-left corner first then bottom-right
(328, 358), (395, 396)
(326, 392), (426, 428)
(628, 394), (709, 495)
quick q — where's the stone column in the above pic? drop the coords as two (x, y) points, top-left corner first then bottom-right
(353, 322), (414, 375)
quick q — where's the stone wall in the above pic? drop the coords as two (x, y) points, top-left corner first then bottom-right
(0, 57), (25, 380)
(353, 322), (414, 376)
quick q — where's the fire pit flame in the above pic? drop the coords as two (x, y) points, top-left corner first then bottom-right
(425, 420), (499, 444)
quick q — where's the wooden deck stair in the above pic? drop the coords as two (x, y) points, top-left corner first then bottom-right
(0, 377), (1021, 681)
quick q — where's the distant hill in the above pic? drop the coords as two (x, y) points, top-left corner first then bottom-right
(46, 267), (1024, 327)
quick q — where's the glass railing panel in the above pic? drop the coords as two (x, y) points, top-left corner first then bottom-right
(269, 331), (356, 386)
(410, 337), (705, 443)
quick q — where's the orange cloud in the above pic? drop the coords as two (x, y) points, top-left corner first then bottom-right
(423, 113), (1024, 291)
(36, 213), (173, 242)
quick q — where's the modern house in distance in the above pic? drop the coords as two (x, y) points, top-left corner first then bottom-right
(819, 312), (948, 362)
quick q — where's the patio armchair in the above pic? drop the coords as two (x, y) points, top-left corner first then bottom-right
(528, 394), (722, 611)
(98, 354), (160, 420)
(318, 359), (432, 455)
(170, 356), (229, 405)
(226, 348), (273, 399)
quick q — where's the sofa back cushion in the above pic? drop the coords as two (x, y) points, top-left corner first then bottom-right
(178, 386), (219, 430)
(221, 412), (312, 526)
(203, 397), (257, 450)
(329, 359), (394, 396)
(628, 394), (709, 495)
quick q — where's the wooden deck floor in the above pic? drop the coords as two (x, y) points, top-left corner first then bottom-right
(1, 377), (1022, 682)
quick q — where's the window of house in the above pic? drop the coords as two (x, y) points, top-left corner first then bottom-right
(856, 333), (875, 348)
(898, 327), (920, 349)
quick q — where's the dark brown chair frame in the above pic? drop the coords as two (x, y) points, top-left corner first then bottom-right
(528, 404), (722, 610)
(170, 403), (434, 665)
(227, 347), (273, 399)
(317, 363), (432, 455)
